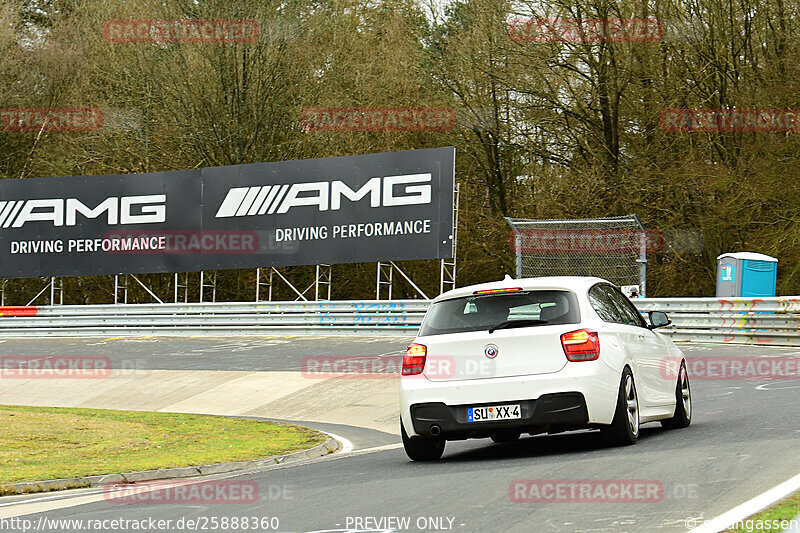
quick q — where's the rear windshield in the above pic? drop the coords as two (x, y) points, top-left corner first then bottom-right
(419, 290), (581, 337)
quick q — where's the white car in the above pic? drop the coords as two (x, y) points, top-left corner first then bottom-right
(399, 276), (691, 461)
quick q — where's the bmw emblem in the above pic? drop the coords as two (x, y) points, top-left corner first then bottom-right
(484, 344), (499, 359)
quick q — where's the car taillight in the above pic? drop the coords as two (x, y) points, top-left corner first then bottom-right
(402, 344), (427, 375)
(561, 329), (600, 361)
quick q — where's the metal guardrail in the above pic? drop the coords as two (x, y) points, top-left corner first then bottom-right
(0, 297), (797, 344)
(632, 297), (800, 346)
(0, 300), (430, 337)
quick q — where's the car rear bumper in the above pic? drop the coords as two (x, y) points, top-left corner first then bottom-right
(399, 360), (620, 438)
(409, 392), (589, 439)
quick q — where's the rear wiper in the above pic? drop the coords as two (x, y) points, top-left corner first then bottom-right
(488, 319), (548, 334)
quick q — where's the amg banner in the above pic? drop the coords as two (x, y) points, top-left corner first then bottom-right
(0, 147), (455, 278)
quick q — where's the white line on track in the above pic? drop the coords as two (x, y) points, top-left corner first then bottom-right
(756, 381), (800, 391)
(322, 431), (354, 454)
(0, 489), (105, 509)
(691, 471), (800, 532)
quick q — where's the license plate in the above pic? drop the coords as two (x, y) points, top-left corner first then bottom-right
(467, 404), (521, 422)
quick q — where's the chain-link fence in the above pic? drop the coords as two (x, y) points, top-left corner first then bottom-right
(505, 215), (648, 296)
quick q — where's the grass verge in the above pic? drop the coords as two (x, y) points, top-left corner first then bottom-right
(0, 405), (325, 488)
(725, 490), (800, 532)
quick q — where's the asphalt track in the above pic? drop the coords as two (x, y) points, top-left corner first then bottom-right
(0, 337), (799, 532)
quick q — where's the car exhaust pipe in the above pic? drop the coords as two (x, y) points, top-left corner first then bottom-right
(429, 425), (441, 436)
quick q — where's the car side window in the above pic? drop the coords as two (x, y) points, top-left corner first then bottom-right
(602, 285), (647, 328)
(588, 285), (626, 324)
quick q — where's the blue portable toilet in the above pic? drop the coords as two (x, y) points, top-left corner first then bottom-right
(716, 252), (778, 297)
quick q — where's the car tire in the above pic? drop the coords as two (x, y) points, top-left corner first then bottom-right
(401, 420), (445, 461)
(490, 431), (521, 443)
(661, 360), (692, 429)
(601, 367), (639, 446)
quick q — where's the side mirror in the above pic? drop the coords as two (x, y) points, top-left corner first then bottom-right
(648, 311), (671, 329)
